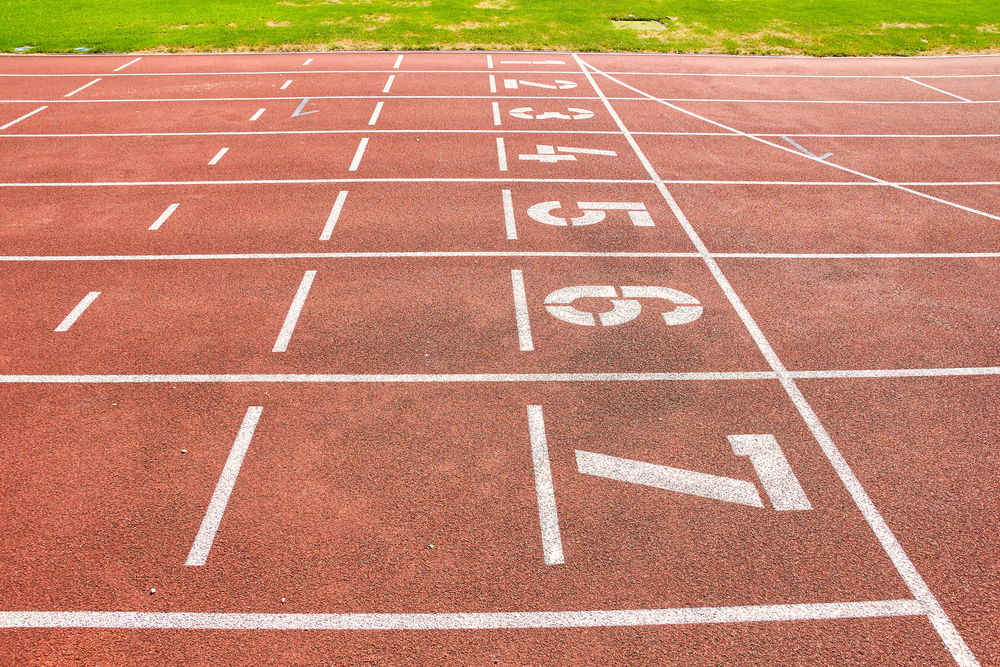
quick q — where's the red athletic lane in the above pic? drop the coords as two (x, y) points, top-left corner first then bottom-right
(801, 376), (1000, 660)
(0, 182), (694, 255)
(719, 258), (1000, 370)
(0, 258), (767, 375)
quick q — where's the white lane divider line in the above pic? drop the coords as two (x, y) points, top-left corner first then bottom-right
(367, 101), (384, 126)
(54, 291), (101, 332)
(510, 269), (533, 352)
(502, 189), (517, 240)
(382, 74), (395, 93)
(112, 57), (142, 72)
(392, 54), (403, 69)
(348, 137), (369, 171)
(148, 203), (180, 231)
(486, 54), (494, 69)
(903, 76), (972, 102)
(207, 147), (230, 165)
(280, 79), (292, 90)
(64, 78), (101, 98)
(319, 190), (349, 240)
(491, 101), (502, 126)
(488, 74), (497, 94)
(303, 57), (313, 66)
(0, 105), (47, 130)
(527, 405), (565, 565)
(249, 108), (266, 121)
(272, 270), (317, 352)
(496, 136), (508, 171)
(185, 406), (263, 566)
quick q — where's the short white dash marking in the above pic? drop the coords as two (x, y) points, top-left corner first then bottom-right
(527, 405), (564, 565)
(367, 101), (384, 126)
(249, 108), (265, 121)
(64, 78), (101, 98)
(280, 79), (292, 90)
(319, 190), (349, 240)
(207, 147), (229, 165)
(492, 101), (502, 126)
(510, 269), (533, 351)
(502, 189), (517, 240)
(348, 137), (369, 171)
(54, 291), (101, 332)
(272, 270), (316, 352)
(903, 76), (972, 102)
(486, 54), (494, 69)
(185, 406), (263, 566)
(488, 74), (497, 94)
(496, 137), (508, 171)
(303, 57), (313, 66)
(112, 58), (141, 72)
(0, 105), (47, 130)
(148, 203), (179, 231)
(392, 54), (403, 69)
(382, 75), (395, 93)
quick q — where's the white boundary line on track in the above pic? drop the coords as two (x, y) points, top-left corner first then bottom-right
(0, 599), (924, 630)
(0, 368), (998, 384)
(0, 252), (998, 262)
(0, 179), (996, 187)
(3, 95), (998, 104)
(575, 52), (980, 666)
(5, 130), (1000, 139)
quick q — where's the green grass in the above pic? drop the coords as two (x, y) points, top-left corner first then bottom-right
(1, 0), (998, 56)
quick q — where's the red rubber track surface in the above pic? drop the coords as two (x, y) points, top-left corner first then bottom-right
(0, 50), (997, 666)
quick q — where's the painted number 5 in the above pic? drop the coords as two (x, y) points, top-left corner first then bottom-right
(544, 285), (703, 327)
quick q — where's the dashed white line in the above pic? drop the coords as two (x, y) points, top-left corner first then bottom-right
(526, 405), (565, 565)
(0, 105), (47, 130)
(303, 57), (313, 66)
(112, 58), (142, 72)
(249, 108), (265, 121)
(489, 75), (497, 94)
(382, 75), (395, 93)
(392, 54), (403, 69)
(54, 291), (101, 332)
(280, 79), (292, 90)
(63, 78), (101, 97)
(272, 270), (316, 353)
(348, 137), (369, 171)
(367, 101), (384, 126)
(510, 269), (534, 352)
(207, 147), (229, 165)
(148, 203), (179, 231)
(486, 54), (494, 69)
(492, 101), (502, 126)
(496, 137), (508, 171)
(501, 189), (517, 240)
(184, 406), (263, 566)
(319, 190), (349, 240)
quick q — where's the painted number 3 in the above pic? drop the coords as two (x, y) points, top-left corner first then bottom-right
(544, 286), (704, 327)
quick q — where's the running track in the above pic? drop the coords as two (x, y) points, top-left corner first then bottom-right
(0, 51), (997, 665)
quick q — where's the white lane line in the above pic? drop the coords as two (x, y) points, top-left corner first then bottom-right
(249, 108), (265, 121)
(501, 189), (517, 240)
(367, 101), (384, 126)
(280, 79), (292, 90)
(2, 367), (1000, 384)
(382, 75), (395, 93)
(0, 178), (658, 187)
(903, 76), (972, 102)
(492, 101), (501, 126)
(583, 63), (1000, 223)
(489, 74), (497, 94)
(486, 54), (494, 69)
(575, 53), (980, 667)
(63, 78), (101, 98)
(207, 147), (229, 165)
(148, 203), (179, 231)
(348, 137), (369, 171)
(496, 137), (508, 171)
(272, 270), (316, 353)
(392, 54), (403, 69)
(112, 57), (142, 72)
(303, 57), (313, 66)
(510, 269), (534, 352)
(53, 291), (101, 331)
(526, 405), (565, 565)
(319, 190), (349, 240)
(185, 406), (263, 566)
(0, 105), (47, 130)
(0, 599), (925, 630)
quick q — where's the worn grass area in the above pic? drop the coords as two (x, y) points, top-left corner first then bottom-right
(1, 0), (998, 55)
